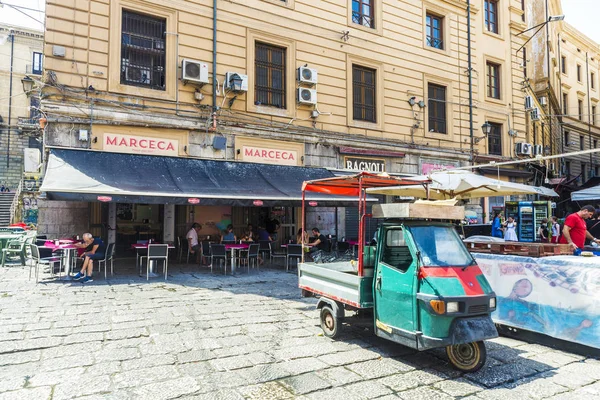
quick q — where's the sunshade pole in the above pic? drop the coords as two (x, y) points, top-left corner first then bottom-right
(357, 176), (364, 277)
(301, 189), (305, 264)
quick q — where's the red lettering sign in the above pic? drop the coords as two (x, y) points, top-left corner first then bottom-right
(103, 133), (179, 156)
(241, 145), (299, 166)
(97, 196), (112, 202)
(188, 198), (200, 204)
(308, 201), (318, 207)
(253, 200), (264, 206)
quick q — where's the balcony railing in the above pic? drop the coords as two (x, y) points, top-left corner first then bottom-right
(17, 117), (39, 129)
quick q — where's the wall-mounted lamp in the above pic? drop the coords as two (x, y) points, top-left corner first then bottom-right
(474, 121), (492, 144)
(301, 156), (305, 163)
(184, 145), (188, 153)
(21, 75), (35, 96)
(228, 73), (244, 92)
(408, 97), (416, 106)
(92, 137), (98, 144)
(236, 149), (241, 155)
(417, 100), (426, 108)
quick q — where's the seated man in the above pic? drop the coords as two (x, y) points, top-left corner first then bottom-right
(73, 233), (106, 283)
(186, 223), (202, 263)
(257, 225), (272, 241)
(307, 228), (330, 253)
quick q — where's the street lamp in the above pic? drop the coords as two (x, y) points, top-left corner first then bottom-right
(515, 15), (565, 56)
(21, 75), (34, 95)
(474, 122), (492, 144)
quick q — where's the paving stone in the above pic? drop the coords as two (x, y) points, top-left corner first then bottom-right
(0, 377), (26, 393)
(237, 381), (294, 399)
(303, 387), (365, 400)
(432, 378), (484, 397)
(316, 348), (380, 367)
(177, 350), (216, 364)
(53, 375), (112, 400)
(346, 358), (414, 379)
(132, 376), (200, 400)
(397, 386), (455, 400)
(239, 364), (291, 385)
(279, 373), (332, 395)
(38, 353), (95, 372)
(0, 350), (40, 366)
(315, 366), (363, 386)
(93, 347), (140, 363)
(210, 355), (255, 371)
(344, 380), (394, 399)
(27, 367), (86, 387)
(113, 365), (180, 389)
(379, 368), (447, 392)
(0, 386), (53, 400)
(278, 358), (330, 375)
(183, 388), (245, 400)
(465, 362), (537, 388)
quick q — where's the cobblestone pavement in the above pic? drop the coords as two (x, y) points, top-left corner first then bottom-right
(1, 260), (599, 400)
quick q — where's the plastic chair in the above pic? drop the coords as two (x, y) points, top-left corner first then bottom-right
(29, 244), (62, 283)
(209, 244), (227, 274)
(286, 244), (303, 272)
(245, 244), (260, 274)
(1, 237), (27, 267)
(201, 241), (211, 265)
(337, 241), (351, 252)
(97, 243), (115, 279)
(271, 245), (287, 266)
(141, 244), (169, 280)
(258, 241), (272, 264)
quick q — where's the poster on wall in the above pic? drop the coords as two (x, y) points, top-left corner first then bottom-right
(474, 253), (600, 349)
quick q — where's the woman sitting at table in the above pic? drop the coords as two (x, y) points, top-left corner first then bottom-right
(296, 228), (309, 245)
(221, 224), (237, 243)
(240, 229), (254, 242)
(72, 233), (105, 283)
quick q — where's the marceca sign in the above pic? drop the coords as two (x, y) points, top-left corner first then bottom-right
(104, 133), (179, 156)
(242, 145), (297, 166)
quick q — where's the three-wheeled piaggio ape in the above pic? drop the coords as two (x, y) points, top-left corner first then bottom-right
(298, 173), (497, 372)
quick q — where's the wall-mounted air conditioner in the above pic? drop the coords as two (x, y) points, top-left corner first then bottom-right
(515, 142), (533, 156)
(539, 96), (547, 105)
(181, 59), (209, 85)
(530, 108), (540, 121)
(297, 66), (318, 85)
(297, 88), (317, 105)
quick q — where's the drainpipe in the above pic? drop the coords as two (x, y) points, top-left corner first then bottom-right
(545, 0), (553, 170)
(212, 0), (217, 112)
(586, 52), (593, 174)
(6, 31), (14, 168)
(466, 1), (474, 165)
(557, 33), (564, 158)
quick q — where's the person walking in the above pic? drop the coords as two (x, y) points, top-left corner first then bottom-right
(551, 216), (561, 243)
(537, 218), (549, 243)
(503, 216), (518, 242)
(560, 205), (600, 251)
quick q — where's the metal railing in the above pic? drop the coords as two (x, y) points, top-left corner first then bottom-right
(9, 179), (22, 225)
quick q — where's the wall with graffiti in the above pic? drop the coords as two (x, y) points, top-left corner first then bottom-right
(474, 253), (600, 349)
(18, 174), (42, 228)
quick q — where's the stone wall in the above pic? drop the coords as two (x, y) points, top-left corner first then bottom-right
(0, 130), (28, 189)
(37, 200), (89, 238)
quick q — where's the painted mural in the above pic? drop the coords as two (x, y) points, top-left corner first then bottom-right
(21, 193), (39, 228)
(474, 253), (600, 349)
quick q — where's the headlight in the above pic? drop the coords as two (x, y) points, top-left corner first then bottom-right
(489, 297), (496, 309)
(447, 302), (459, 313)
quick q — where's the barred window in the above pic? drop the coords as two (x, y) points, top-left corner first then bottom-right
(352, 65), (376, 123)
(426, 14), (443, 50)
(255, 42), (286, 108)
(352, 0), (375, 29)
(32, 52), (43, 75)
(488, 122), (502, 156)
(428, 83), (446, 134)
(121, 10), (166, 91)
(484, 0), (498, 34)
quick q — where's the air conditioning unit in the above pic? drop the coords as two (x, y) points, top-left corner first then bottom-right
(539, 96), (547, 105)
(524, 95), (533, 110)
(224, 72), (249, 92)
(530, 107), (540, 121)
(297, 88), (317, 105)
(297, 66), (318, 85)
(533, 144), (544, 156)
(515, 142), (533, 156)
(125, 67), (150, 85)
(181, 59), (209, 85)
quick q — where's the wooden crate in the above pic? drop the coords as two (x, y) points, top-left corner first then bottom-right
(465, 241), (572, 257)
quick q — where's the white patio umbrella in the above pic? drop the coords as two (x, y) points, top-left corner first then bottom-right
(571, 185), (600, 201)
(366, 170), (558, 199)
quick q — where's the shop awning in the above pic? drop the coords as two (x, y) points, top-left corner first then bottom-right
(40, 149), (369, 206)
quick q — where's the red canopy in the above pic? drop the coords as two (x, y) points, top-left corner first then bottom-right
(302, 172), (429, 197)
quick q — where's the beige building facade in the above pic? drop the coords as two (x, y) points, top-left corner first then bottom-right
(0, 24), (44, 189)
(39, 0), (594, 236)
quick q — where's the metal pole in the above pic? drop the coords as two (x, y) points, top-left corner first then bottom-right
(7, 32), (14, 168)
(545, 0), (552, 176)
(467, 0), (474, 164)
(586, 52), (593, 175)
(557, 33), (565, 159)
(212, 0), (217, 112)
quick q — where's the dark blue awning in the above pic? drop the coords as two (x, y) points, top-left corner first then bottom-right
(40, 149), (368, 206)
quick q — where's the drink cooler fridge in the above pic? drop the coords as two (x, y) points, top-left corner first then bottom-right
(504, 201), (550, 242)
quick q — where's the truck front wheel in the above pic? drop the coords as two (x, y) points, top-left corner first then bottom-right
(446, 341), (486, 372)
(320, 305), (341, 338)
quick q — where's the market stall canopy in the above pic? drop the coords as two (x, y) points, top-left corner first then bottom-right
(365, 170), (558, 199)
(302, 172), (429, 197)
(40, 149), (367, 206)
(571, 185), (600, 201)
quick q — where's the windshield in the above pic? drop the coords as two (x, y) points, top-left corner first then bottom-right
(406, 225), (474, 267)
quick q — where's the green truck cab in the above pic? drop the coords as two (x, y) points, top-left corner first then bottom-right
(299, 202), (498, 372)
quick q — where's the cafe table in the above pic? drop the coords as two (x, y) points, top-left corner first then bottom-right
(131, 243), (175, 277)
(224, 243), (249, 274)
(0, 233), (25, 250)
(38, 240), (80, 280)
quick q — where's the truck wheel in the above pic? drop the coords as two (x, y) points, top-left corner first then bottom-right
(320, 305), (341, 338)
(446, 341), (486, 372)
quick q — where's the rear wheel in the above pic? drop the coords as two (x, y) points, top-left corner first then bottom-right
(446, 341), (486, 372)
(320, 305), (341, 338)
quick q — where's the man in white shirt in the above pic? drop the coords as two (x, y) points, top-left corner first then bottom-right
(186, 223), (202, 262)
